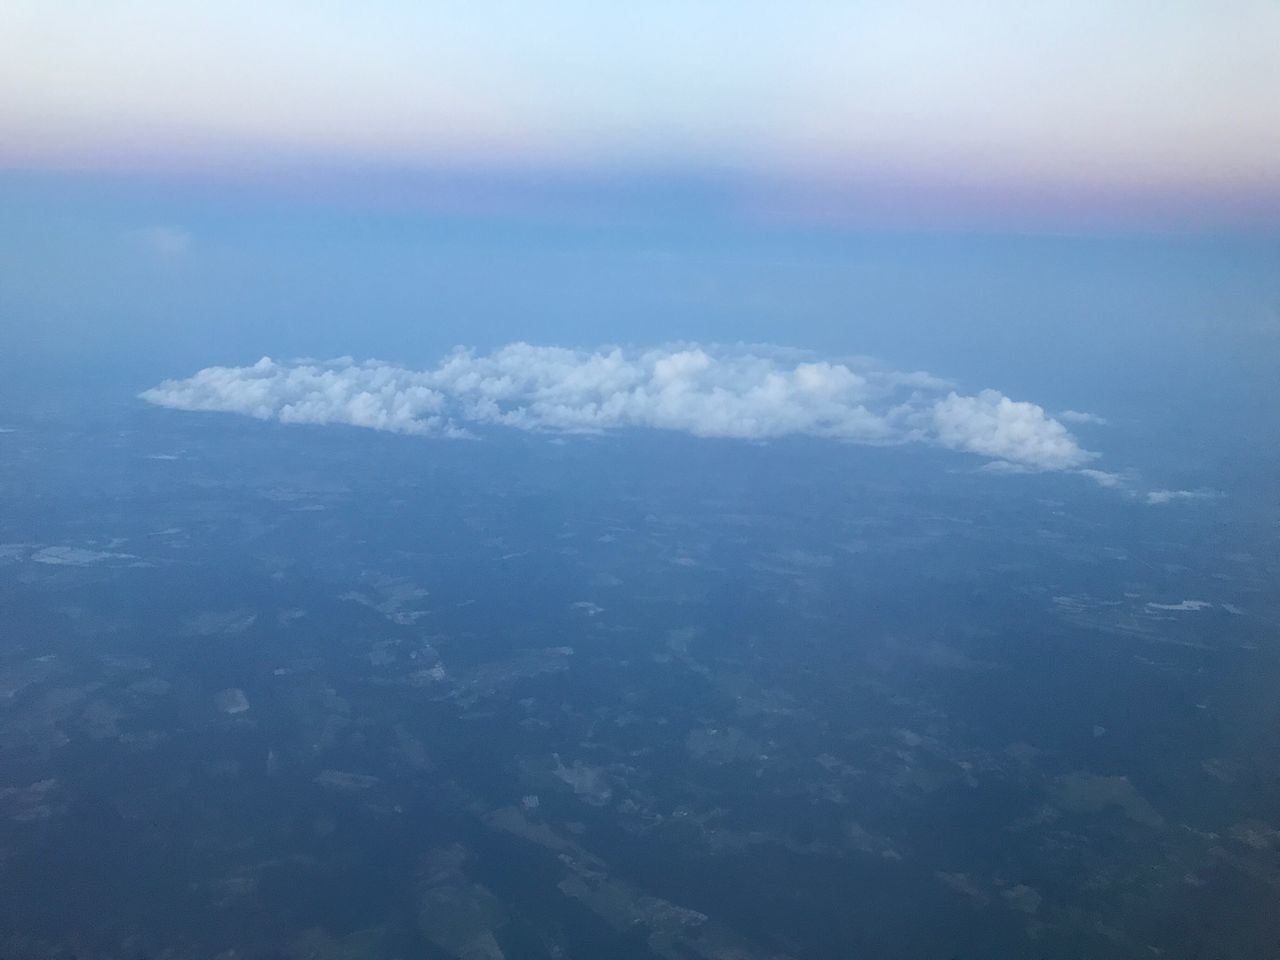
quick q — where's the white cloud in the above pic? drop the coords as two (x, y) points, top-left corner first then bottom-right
(141, 344), (1099, 472)
(31, 545), (136, 566)
(1145, 488), (1217, 506)
(142, 356), (466, 437)
(1076, 468), (1126, 489)
(1059, 409), (1108, 426)
(1145, 599), (1212, 612)
(1152, 599), (1208, 611)
(930, 390), (1095, 471)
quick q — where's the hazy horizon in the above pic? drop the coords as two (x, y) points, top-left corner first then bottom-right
(4, 1), (1280, 232)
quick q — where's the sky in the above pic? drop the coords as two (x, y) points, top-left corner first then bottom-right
(2, 1), (1279, 229)
(1, 2), (1277, 501)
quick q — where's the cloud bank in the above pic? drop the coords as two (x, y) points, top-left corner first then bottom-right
(141, 344), (1099, 473)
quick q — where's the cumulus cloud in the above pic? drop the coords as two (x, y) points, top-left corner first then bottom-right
(140, 356), (472, 437)
(930, 390), (1095, 471)
(141, 344), (1099, 472)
